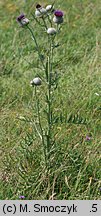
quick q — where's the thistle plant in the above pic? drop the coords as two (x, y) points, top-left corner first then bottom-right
(17, 3), (64, 171)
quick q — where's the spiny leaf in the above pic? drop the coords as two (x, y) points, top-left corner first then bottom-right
(67, 113), (87, 125)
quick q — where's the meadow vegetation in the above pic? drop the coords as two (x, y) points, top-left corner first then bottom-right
(0, 0), (101, 199)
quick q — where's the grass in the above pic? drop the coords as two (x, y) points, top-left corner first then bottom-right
(0, 0), (101, 199)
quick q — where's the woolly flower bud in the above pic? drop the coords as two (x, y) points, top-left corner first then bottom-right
(21, 18), (29, 25)
(53, 16), (63, 24)
(46, 5), (53, 12)
(30, 77), (42, 86)
(35, 7), (47, 17)
(17, 14), (29, 26)
(47, 28), (56, 35)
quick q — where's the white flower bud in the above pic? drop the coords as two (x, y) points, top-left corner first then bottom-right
(35, 8), (47, 17)
(53, 16), (63, 24)
(46, 5), (53, 12)
(35, 10), (41, 17)
(21, 18), (29, 26)
(30, 77), (42, 86)
(47, 28), (56, 35)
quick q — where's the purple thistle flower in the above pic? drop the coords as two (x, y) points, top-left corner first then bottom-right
(17, 14), (25, 22)
(19, 195), (25, 199)
(85, 135), (91, 141)
(54, 10), (64, 17)
(17, 14), (29, 26)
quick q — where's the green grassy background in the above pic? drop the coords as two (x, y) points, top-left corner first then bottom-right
(0, 0), (101, 199)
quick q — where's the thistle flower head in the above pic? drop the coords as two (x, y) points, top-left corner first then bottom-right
(47, 27), (56, 35)
(17, 14), (29, 26)
(30, 77), (42, 86)
(19, 195), (25, 199)
(53, 10), (64, 24)
(85, 136), (91, 141)
(54, 10), (64, 17)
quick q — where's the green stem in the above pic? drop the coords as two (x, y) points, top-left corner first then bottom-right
(42, 17), (48, 30)
(27, 26), (45, 70)
(31, 13), (44, 27)
(46, 37), (54, 159)
(47, 14), (52, 27)
(34, 87), (47, 167)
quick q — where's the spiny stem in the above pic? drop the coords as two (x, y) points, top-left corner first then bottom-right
(27, 25), (45, 70)
(31, 13), (44, 27)
(46, 37), (54, 158)
(47, 14), (53, 27)
(42, 16), (48, 30)
(34, 87), (47, 167)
